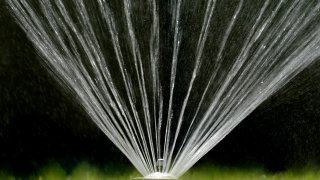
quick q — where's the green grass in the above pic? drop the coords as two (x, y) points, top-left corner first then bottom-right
(1, 162), (320, 179)
(182, 163), (320, 180)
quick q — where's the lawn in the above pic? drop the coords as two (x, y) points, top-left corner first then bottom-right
(1, 162), (320, 180)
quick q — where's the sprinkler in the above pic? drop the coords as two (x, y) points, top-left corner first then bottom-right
(156, 158), (164, 172)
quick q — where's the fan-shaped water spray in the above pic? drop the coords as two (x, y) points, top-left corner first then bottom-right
(7, 0), (320, 178)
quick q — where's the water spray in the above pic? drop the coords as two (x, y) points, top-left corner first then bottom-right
(7, 0), (320, 178)
(135, 159), (177, 179)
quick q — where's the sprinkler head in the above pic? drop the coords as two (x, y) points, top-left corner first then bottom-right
(156, 158), (165, 172)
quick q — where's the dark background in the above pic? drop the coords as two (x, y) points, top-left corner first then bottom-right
(1, 1), (320, 177)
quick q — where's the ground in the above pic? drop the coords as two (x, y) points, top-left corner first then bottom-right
(1, 161), (320, 180)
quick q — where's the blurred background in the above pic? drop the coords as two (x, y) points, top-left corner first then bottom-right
(1, 0), (320, 177)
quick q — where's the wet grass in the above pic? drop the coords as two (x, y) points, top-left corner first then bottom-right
(1, 162), (320, 179)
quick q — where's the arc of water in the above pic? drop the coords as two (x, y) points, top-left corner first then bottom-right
(163, 0), (183, 171)
(148, 0), (162, 167)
